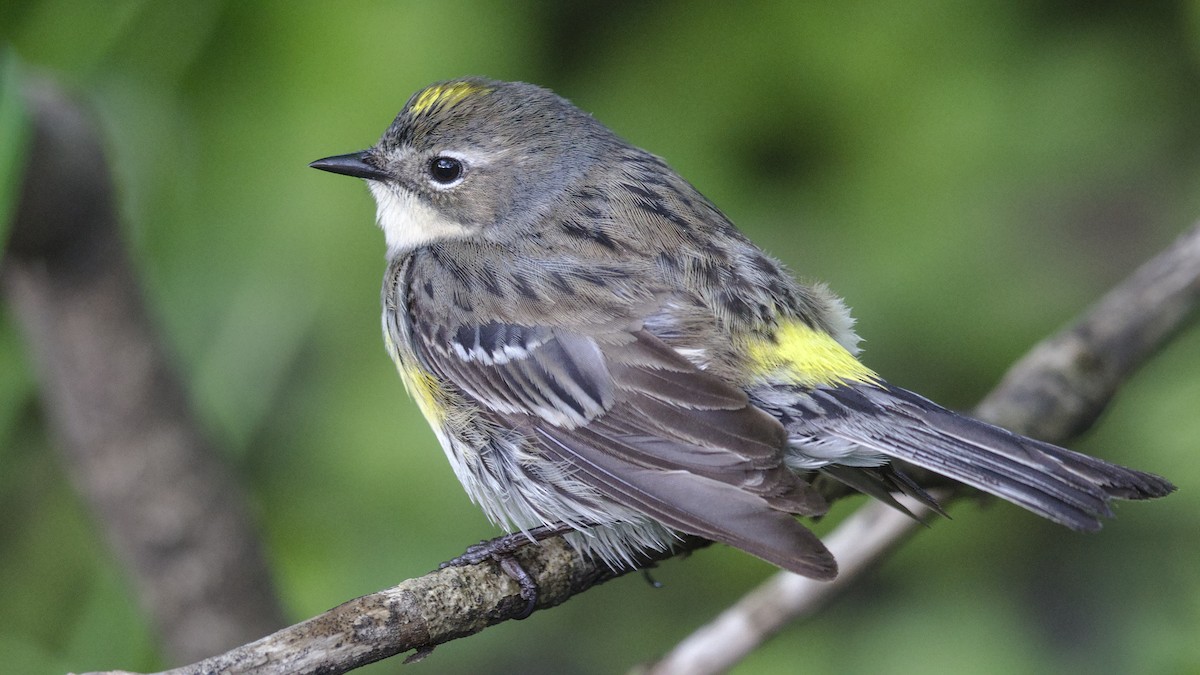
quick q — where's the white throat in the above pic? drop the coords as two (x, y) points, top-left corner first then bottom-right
(368, 182), (473, 254)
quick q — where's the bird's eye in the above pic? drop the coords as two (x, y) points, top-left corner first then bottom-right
(429, 156), (464, 184)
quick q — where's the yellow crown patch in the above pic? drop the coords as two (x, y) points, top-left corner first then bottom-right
(410, 81), (492, 116)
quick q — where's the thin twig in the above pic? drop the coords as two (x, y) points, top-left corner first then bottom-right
(640, 493), (942, 675)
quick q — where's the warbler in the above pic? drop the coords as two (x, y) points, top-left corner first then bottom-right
(311, 78), (1173, 583)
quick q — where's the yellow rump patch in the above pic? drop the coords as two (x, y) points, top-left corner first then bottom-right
(410, 81), (492, 116)
(748, 320), (879, 387)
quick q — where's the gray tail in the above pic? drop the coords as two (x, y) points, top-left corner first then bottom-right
(791, 383), (1175, 531)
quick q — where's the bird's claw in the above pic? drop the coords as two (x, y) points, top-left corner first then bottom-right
(440, 523), (578, 619)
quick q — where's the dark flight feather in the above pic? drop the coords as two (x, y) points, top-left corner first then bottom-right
(785, 383), (1174, 531)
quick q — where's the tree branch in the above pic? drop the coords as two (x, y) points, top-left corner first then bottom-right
(2, 77), (287, 664)
(77, 536), (712, 675)
(639, 492), (943, 675)
(643, 220), (1200, 675)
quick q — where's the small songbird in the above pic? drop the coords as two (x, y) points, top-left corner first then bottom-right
(310, 78), (1173, 584)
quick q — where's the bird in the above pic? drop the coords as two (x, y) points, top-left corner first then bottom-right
(310, 77), (1174, 591)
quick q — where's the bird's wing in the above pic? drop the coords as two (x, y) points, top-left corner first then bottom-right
(410, 310), (836, 578)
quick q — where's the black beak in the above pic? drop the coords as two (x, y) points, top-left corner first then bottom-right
(309, 151), (390, 181)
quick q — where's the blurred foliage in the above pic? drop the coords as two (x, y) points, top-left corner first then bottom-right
(0, 47), (30, 250)
(2, 2), (1199, 674)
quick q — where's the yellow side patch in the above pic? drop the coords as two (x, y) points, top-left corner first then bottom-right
(748, 320), (879, 387)
(399, 365), (446, 425)
(410, 81), (492, 116)
(384, 326), (446, 424)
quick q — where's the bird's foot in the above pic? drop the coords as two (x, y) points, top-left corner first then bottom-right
(440, 523), (577, 619)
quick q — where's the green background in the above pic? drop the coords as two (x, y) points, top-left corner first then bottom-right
(2, 2), (1199, 674)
